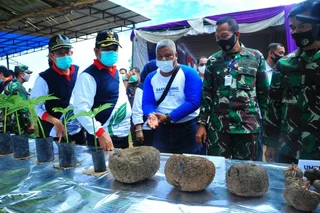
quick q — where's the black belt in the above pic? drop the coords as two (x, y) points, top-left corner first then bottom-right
(162, 118), (195, 128)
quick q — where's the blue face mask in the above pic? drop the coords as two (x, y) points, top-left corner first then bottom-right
(129, 75), (138, 83)
(56, 56), (72, 70)
(121, 74), (127, 81)
(0, 79), (2, 83)
(100, 51), (118, 66)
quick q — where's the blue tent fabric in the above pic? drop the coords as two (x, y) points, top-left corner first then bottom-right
(0, 32), (49, 57)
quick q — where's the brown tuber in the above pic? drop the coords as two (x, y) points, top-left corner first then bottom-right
(284, 163), (303, 178)
(226, 163), (269, 197)
(109, 146), (160, 183)
(284, 163), (304, 187)
(164, 154), (215, 192)
(314, 180), (320, 193)
(284, 181), (320, 212)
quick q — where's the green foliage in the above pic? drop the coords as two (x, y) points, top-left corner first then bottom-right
(5, 94), (58, 138)
(7, 95), (58, 115)
(52, 106), (75, 143)
(68, 103), (112, 120)
(70, 103), (113, 151)
(0, 94), (11, 133)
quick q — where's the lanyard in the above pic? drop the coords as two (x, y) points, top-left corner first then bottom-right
(226, 58), (239, 75)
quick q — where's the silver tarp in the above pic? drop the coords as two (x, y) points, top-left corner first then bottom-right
(0, 141), (319, 213)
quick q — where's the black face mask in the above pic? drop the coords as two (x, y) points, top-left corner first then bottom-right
(271, 52), (283, 64)
(291, 30), (316, 48)
(217, 33), (237, 52)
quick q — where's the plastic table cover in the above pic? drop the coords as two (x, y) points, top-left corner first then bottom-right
(0, 141), (319, 213)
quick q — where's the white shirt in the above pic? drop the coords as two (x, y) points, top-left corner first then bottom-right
(265, 61), (273, 84)
(30, 76), (49, 118)
(132, 87), (151, 130)
(70, 72), (132, 137)
(30, 76), (81, 136)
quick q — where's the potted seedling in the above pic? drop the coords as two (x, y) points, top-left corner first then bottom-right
(52, 106), (78, 168)
(0, 94), (13, 155)
(9, 95), (59, 162)
(6, 95), (31, 158)
(69, 103), (112, 172)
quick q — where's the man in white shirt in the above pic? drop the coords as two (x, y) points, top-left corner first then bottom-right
(265, 43), (286, 83)
(71, 30), (132, 151)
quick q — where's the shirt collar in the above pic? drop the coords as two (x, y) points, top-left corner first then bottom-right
(1, 76), (13, 85)
(52, 62), (75, 81)
(93, 59), (117, 77)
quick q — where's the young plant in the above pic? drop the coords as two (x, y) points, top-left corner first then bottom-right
(6, 95), (26, 135)
(0, 94), (12, 133)
(52, 106), (76, 143)
(69, 103), (112, 151)
(7, 95), (59, 138)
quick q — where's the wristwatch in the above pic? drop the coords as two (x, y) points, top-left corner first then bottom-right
(165, 113), (171, 123)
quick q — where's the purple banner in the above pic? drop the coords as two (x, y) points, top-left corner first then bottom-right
(131, 4), (297, 53)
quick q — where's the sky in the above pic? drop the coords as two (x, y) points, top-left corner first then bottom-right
(0, 0), (304, 90)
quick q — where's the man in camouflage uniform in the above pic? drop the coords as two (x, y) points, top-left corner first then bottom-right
(264, 1), (320, 163)
(196, 16), (269, 160)
(4, 65), (34, 136)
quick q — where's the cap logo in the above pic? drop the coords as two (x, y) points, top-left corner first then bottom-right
(56, 36), (63, 44)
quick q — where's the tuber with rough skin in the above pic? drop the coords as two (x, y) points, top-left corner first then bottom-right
(165, 155), (215, 192)
(226, 163), (269, 197)
(109, 146), (160, 183)
(284, 181), (320, 212)
(284, 163), (304, 187)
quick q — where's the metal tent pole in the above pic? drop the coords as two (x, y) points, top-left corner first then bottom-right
(6, 54), (9, 69)
(131, 23), (136, 69)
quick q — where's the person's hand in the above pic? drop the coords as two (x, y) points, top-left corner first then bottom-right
(265, 147), (276, 162)
(154, 113), (167, 124)
(28, 124), (35, 134)
(196, 124), (207, 147)
(147, 113), (159, 129)
(127, 70), (134, 79)
(53, 119), (65, 142)
(98, 132), (114, 151)
(136, 130), (144, 144)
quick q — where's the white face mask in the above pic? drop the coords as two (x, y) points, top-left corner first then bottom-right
(21, 73), (31, 82)
(198, 66), (206, 74)
(156, 60), (174, 73)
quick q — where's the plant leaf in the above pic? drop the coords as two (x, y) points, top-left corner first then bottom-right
(68, 110), (93, 121)
(29, 95), (59, 105)
(52, 106), (74, 115)
(92, 103), (113, 116)
(7, 104), (26, 114)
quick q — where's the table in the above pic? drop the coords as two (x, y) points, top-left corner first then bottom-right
(0, 141), (319, 213)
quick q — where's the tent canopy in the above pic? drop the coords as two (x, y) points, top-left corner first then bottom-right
(0, 0), (149, 59)
(131, 5), (297, 70)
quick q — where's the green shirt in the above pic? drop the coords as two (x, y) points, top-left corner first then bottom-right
(198, 46), (269, 134)
(263, 49), (320, 160)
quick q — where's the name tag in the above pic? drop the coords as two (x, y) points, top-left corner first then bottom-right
(224, 75), (232, 86)
(298, 159), (320, 173)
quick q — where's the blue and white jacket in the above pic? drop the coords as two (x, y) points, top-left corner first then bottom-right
(71, 59), (131, 138)
(142, 65), (202, 123)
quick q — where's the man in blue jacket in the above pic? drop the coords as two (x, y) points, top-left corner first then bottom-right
(142, 39), (202, 154)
